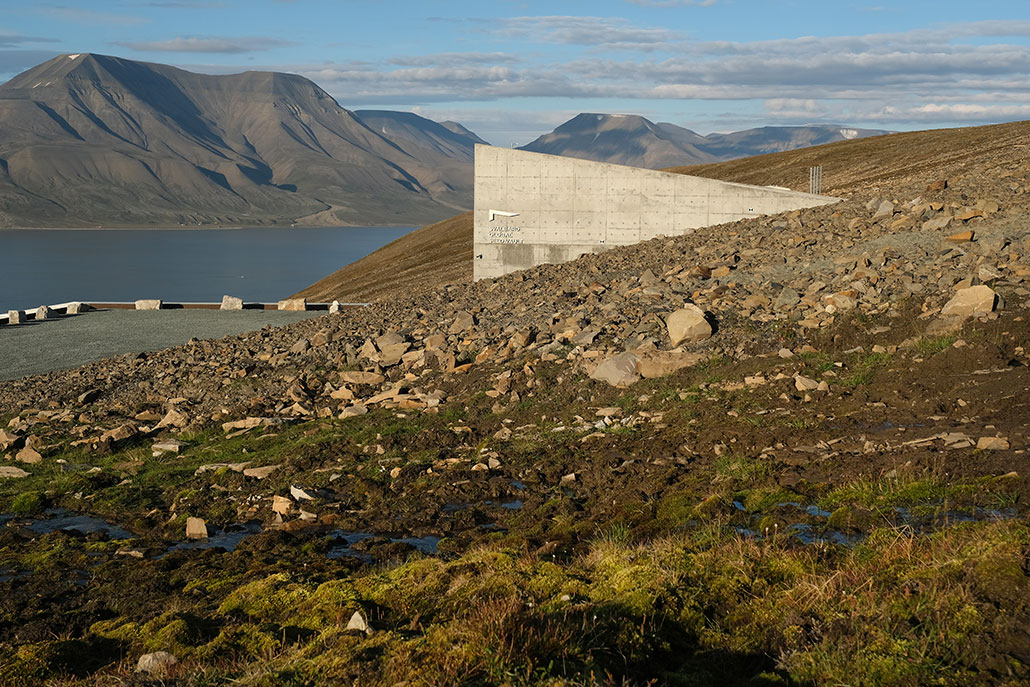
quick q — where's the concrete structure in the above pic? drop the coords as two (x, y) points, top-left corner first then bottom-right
(473, 145), (840, 281)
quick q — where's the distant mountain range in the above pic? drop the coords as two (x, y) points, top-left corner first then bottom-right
(519, 113), (889, 169)
(0, 53), (890, 228)
(0, 54), (483, 227)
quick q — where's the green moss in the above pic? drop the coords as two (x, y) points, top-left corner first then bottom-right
(196, 622), (278, 661)
(10, 490), (46, 516)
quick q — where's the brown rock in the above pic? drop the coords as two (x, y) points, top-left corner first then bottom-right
(666, 305), (712, 346)
(940, 285), (997, 319)
(946, 230), (974, 243)
(16, 446), (42, 464)
(339, 371), (385, 385)
(185, 517), (208, 540)
(0, 430), (21, 451)
(636, 351), (705, 379)
(277, 298), (307, 311)
(156, 408), (189, 429)
(976, 437), (1010, 451)
(243, 465), (279, 479)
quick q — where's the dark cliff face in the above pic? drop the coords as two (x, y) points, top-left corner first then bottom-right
(0, 54), (480, 227)
(519, 113), (888, 169)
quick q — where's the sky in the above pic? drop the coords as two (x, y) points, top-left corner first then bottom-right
(1, 1), (1028, 146)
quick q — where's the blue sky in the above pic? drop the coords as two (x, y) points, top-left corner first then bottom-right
(1, 1), (1028, 146)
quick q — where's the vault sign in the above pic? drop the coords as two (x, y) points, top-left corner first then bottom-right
(488, 209), (523, 244)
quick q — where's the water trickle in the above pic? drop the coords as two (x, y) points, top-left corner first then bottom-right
(10, 509), (133, 540)
(326, 530), (441, 560)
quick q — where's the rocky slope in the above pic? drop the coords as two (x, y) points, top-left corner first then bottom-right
(300, 120), (1027, 306)
(0, 119), (1028, 685)
(0, 54), (480, 227)
(519, 113), (887, 169)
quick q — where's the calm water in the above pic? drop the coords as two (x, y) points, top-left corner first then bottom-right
(0, 226), (413, 311)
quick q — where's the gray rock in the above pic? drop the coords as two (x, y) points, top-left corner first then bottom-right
(290, 338), (311, 354)
(152, 440), (183, 457)
(136, 651), (178, 675)
(0, 466), (30, 478)
(774, 288), (801, 311)
(290, 485), (316, 501)
(590, 352), (641, 388)
(346, 610), (372, 634)
(872, 200), (895, 220)
(35, 305), (51, 320)
(220, 295), (244, 310)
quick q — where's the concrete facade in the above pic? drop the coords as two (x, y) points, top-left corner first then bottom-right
(473, 145), (839, 281)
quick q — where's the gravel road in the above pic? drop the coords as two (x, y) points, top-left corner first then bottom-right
(0, 309), (319, 381)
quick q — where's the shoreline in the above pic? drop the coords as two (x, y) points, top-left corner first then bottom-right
(0, 223), (418, 232)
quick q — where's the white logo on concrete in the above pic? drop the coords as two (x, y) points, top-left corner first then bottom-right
(489, 210), (519, 222)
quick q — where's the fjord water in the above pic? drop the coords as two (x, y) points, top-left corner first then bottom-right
(0, 226), (413, 311)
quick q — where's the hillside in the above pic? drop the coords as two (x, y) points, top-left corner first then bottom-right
(301, 121), (1029, 305)
(0, 116), (1028, 685)
(295, 211), (473, 303)
(0, 54), (480, 227)
(518, 113), (887, 169)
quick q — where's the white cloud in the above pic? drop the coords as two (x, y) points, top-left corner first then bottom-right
(117, 37), (298, 54)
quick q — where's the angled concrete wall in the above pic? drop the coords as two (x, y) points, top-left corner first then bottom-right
(473, 145), (839, 281)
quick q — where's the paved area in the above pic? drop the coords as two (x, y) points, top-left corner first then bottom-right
(0, 309), (320, 381)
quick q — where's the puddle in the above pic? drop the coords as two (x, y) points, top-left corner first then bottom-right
(787, 523), (863, 547)
(728, 500), (1014, 548)
(511, 481), (527, 490)
(7, 509), (133, 540)
(162, 521), (263, 555)
(326, 530), (440, 560)
(774, 502), (834, 519)
(445, 499), (523, 512)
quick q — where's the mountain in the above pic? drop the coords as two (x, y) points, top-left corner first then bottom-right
(355, 111), (489, 161)
(438, 120), (490, 146)
(0, 54), (482, 227)
(518, 113), (888, 169)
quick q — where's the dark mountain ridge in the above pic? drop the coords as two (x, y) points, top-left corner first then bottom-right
(519, 113), (889, 169)
(0, 53), (481, 227)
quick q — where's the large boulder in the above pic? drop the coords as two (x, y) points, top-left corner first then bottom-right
(277, 298), (307, 311)
(636, 351), (704, 379)
(940, 285), (998, 319)
(220, 295), (243, 310)
(590, 352), (641, 388)
(666, 305), (712, 346)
